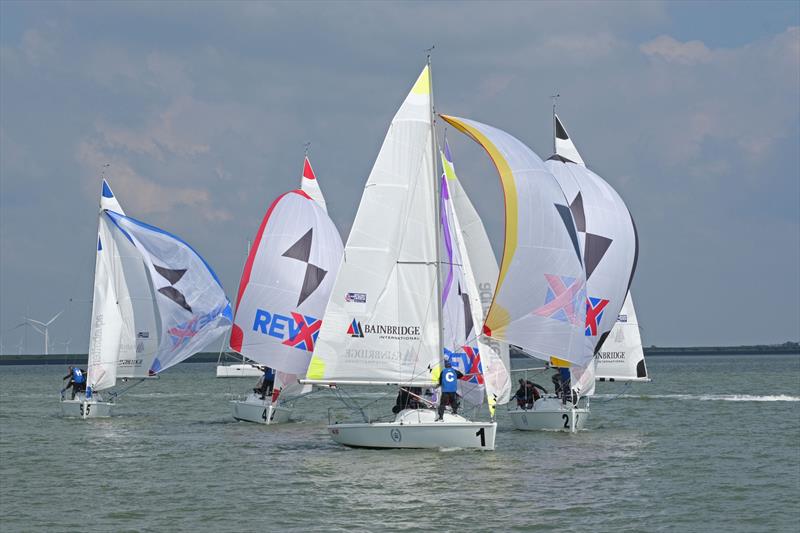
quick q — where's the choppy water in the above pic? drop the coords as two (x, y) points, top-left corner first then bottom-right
(1, 354), (798, 532)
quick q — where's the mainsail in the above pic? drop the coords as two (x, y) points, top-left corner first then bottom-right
(301, 156), (328, 213)
(87, 180), (232, 392)
(230, 189), (343, 375)
(441, 115), (589, 367)
(595, 292), (649, 382)
(306, 66), (440, 385)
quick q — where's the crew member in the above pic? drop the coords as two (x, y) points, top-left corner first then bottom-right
(254, 367), (276, 400)
(62, 366), (87, 400)
(436, 360), (464, 420)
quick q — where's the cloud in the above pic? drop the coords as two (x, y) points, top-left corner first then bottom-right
(77, 140), (231, 221)
(640, 35), (713, 65)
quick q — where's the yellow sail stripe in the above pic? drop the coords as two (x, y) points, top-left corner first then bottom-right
(305, 355), (326, 380)
(549, 356), (571, 368)
(411, 65), (430, 95)
(440, 115), (518, 334)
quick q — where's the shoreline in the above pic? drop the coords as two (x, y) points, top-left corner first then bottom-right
(1, 344), (798, 366)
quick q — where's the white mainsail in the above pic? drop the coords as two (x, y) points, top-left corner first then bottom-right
(86, 216), (124, 392)
(441, 115), (589, 367)
(306, 66), (440, 386)
(230, 189), (343, 376)
(595, 292), (649, 381)
(300, 156), (328, 213)
(440, 143), (511, 413)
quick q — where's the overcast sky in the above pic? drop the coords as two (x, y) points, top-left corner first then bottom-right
(1, 1), (798, 354)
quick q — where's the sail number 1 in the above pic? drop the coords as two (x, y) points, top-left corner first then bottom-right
(475, 427), (486, 447)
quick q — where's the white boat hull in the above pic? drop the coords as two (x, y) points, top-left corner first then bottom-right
(231, 394), (292, 425)
(508, 397), (589, 432)
(216, 364), (263, 378)
(328, 409), (496, 450)
(60, 393), (113, 419)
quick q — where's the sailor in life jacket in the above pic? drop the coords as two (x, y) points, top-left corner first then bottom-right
(62, 366), (87, 400)
(254, 367), (276, 400)
(436, 360), (464, 421)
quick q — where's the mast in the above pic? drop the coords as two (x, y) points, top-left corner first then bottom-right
(428, 50), (444, 366)
(551, 93), (559, 155)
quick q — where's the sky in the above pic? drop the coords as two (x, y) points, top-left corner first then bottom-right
(1, 0), (798, 354)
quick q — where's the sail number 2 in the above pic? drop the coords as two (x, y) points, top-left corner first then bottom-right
(475, 427), (486, 447)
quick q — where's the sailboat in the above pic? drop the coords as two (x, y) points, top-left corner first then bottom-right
(596, 291), (650, 382)
(302, 64), (497, 450)
(215, 157), (329, 380)
(481, 111), (638, 431)
(229, 156), (343, 424)
(61, 179), (232, 419)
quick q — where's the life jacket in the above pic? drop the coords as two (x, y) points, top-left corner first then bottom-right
(72, 368), (85, 384)
(265, 368), (275, 380)
(441, 368), (458, 393)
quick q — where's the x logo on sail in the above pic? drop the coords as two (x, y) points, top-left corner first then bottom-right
(585, 297), (609, 336)
(282, 228), (328, 307)
(533, 274), (583, 324)
(282, 312), (322, 352)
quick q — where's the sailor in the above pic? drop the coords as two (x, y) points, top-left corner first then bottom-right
(62, 366), (87, 400)
(436, 360), (464, 421)
(254, 367), (276, 400)
(513, 379), (547, 409)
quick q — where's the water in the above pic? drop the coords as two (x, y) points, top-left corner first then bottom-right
(1, 354), (798, 532)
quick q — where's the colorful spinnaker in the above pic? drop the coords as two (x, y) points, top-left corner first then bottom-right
(86, 180), (232, 394)
(545, 114), (639, 395)
(441, 115), (590, 368)
(230, 188), (343, 376)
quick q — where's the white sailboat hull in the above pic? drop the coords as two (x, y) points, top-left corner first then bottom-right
(328, 409), (496, 450)
(60, 393), (113, 419)
(216, 364), (263, 378)
(508, 397), (589, 432)
(231, 394), (292, 425)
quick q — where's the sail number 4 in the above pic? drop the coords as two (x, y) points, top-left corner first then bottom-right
(475, 427), (486, 447)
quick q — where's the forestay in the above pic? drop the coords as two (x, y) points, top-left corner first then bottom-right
(595, 292), (649, 382)
(306, 66), (440, 385)
(441, 115), (589, 367)
(230, 189), (343, 375)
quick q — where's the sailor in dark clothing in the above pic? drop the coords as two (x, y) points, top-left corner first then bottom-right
(392, 387), (423, 414)
(513, 378), (547, 409)
(254, 367), (276, 400)
(436, 360), (464, 420)
(62, 366), (87, 400)
(553, 368), (572, 404)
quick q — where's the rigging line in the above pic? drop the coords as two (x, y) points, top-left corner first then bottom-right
(591, 381), (632, 403)
(107, 377), (149, 400)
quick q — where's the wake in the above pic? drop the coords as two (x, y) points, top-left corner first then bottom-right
(594, 393), (800, 402)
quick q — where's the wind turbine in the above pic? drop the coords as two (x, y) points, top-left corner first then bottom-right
(24, 310), (63, 356)
(60, 338), (72, 354)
